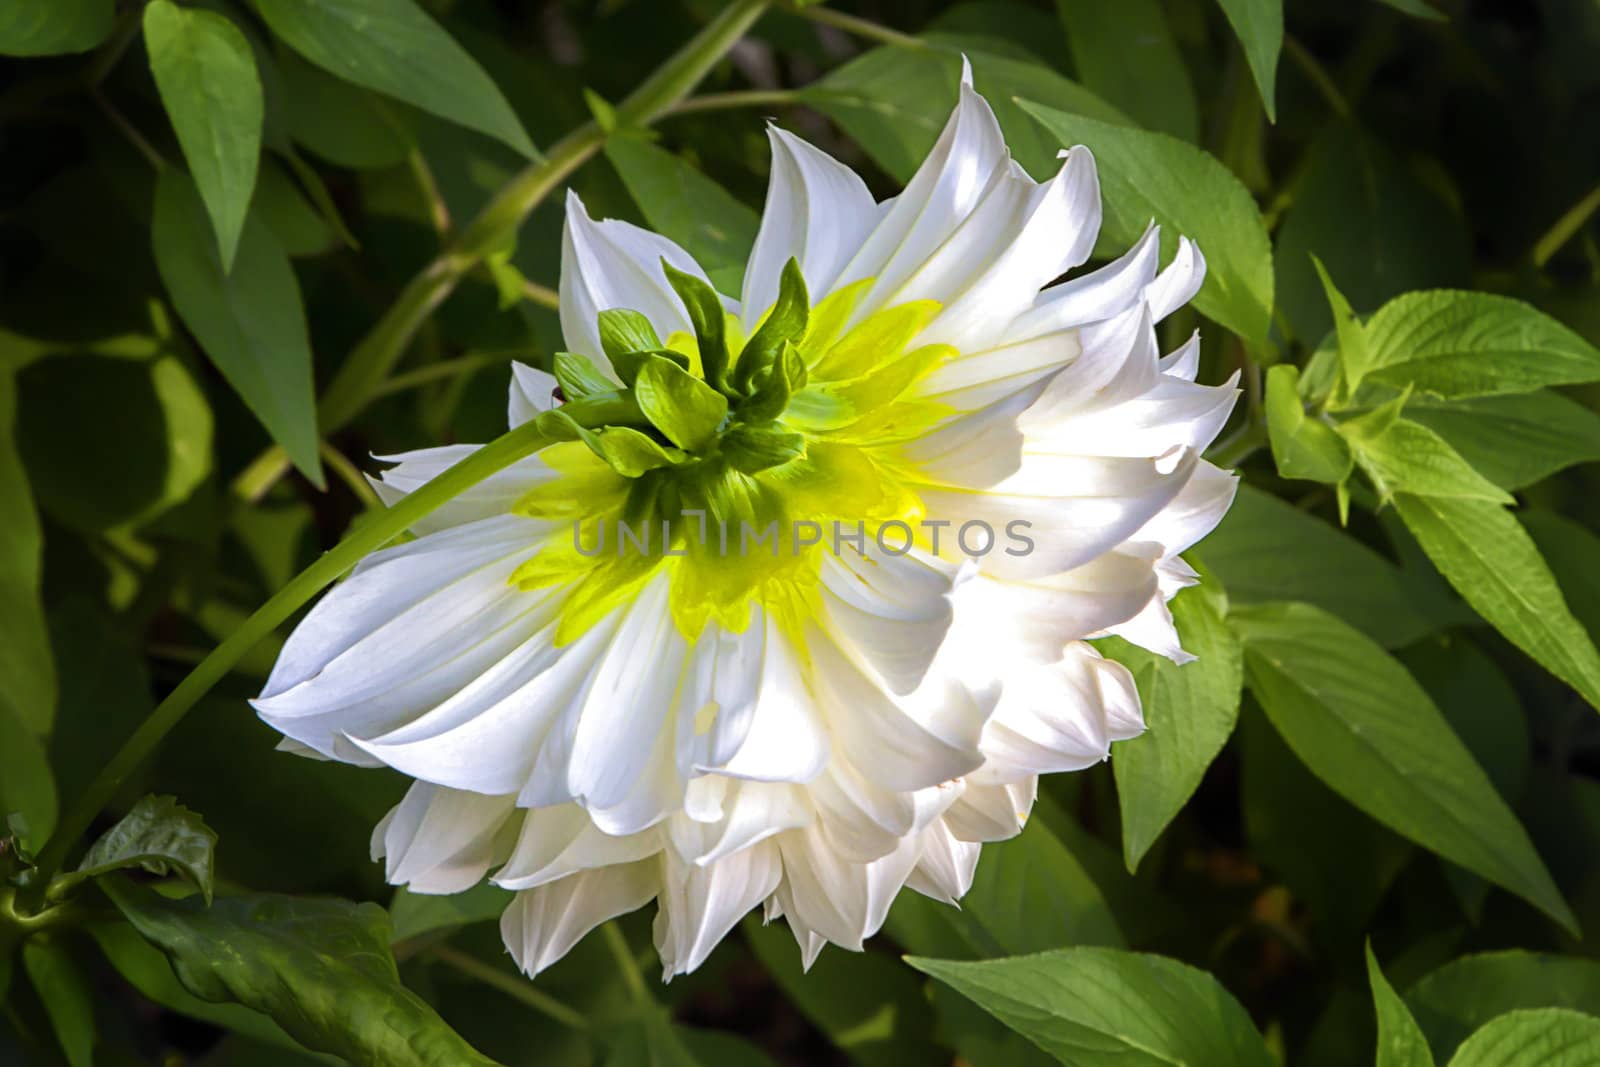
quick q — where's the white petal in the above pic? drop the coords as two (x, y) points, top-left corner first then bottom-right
(493, 805), (661, 891)
(501, 862), (658, 977)
(1003, 221), (1163, 343)
(906, 822), (981, 904)
(655, 844), (781, 977)
(695, 780), (813, 864)
(508, 362), (559, 428)
(819, 545), (956, 695)
(368, 446), (559, 536)
(1126, 460), (1238, 556)
(742, 128), (879, 326)
(976, 644), (1143, 780)
(375, 782), (517, 894)
(716, 619), (831, 783)
(1146, 237), (1206, 322)
(943, 779), (1036, 842)
(1159, 330), (1201, 381)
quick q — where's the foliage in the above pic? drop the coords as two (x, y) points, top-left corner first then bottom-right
(4, 0), (1600, 1063)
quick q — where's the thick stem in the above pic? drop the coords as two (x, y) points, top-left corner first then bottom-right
(24, 423), (555, 906)
(431, 945), (589, 1029)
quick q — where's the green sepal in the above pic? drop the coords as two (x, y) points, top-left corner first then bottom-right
(785, 343), (951, 432)
(733, 258), (809, 396)
(635, 354), (729, 451)
(661, 260), (731, 393)
(1264, 363), (1354, 484)
(598, 308), (663, 364)
(595, 427), (688, 477)
(610, 347), (691, 387)
(741, 341), (808, 424)
(553, 351), (614, 400)
(722, 424), (807, 474)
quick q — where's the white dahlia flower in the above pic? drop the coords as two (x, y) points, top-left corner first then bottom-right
(255, 67), (1238, 980)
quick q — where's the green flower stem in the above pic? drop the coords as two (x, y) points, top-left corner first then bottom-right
(315, 0), (771, 438)
(23, 422), (556, 910)
(1282, 36), (1351, 120)
(431, 945), (589, 1030)
(1531, 182), (1600, 268)
(603, 922), (651, 1005)
(665, 87), (802, 117)
(791, 4), (926, 50)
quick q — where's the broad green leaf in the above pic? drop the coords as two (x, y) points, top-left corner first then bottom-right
(152, 168), (323, 486)
(1364, 290), (1600, 398)
(1232, 601), (1575, 932)
(1275, 126), (1468, 345)
(635, 356), (728, 451)
(21, 937), (95, 1067)
(277, 48), (411, 169)
(1341, 411), (1513, 504)
(1109, 588), (1244, 871)
(1368, 945), (1436, 1067)
(1522, 511), (1600, 639)
(253, 0), (533, 158)
(17, 344), (213, 533)
(389, 883), (512, 943)
(1405, 951), (1600, 1063)
(144, 0), (263, 270)
(605, 136), (759, 296)
(0, 0), (112, 56)
(800, 43), (1127, 185)
(0, 365), (53, 735)
(1018, 100), (1274, 346)
(1404, 391), (1600, 491)
(743, 917), (944, 1067)
(0, 694), (56, 846)
(253, 158), (337, 256)
(908, 948), (1275, 1067)
(1214, 0), (1283, 121)
(1401, 636), (1529, 812)
(90, 921), (338, 1061)
(1447, 1010), (1600, 1067)
(102, 879), (499, 1065)
(1265, 364), (1353, 483)
(66, 794), (217, 902)
(1054, 0), (1199, 140)
(1197, 484), (1461, 648)
(1393, 494), (1600, 712)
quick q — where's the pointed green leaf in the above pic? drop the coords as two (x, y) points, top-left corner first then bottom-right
(1109, 587), (1244, 871)
(1214, 0), (1283, 121)
(599, 309), (664, 364)
(1404, 391), (1600, 492)
(721, 425), (806, 474)
(1394, 494), (1600, 712)
(1054, 0), (1199, 140)
(151, 169), (322, 486)
(253, 0), (533, 158)
(907, 948), (1275, 1067)
(144, 0), (263, 270)
(595, 427), (688, 477)
(1364, 290), (1600, 398)
(635, 355), (728, 451)
(1341, 412), (1513, 504)
(1017, 100), (1274, 346)
(1368, 944), (1436, 1067)
(605, 135), (759, 295)
(0, 0), (112, 56)
(66, 794), (217, 903)
(101, 879), (499, 1066)
(0, 365), (54, 736)
(1448, 1010), (1600, 1067)
(1232, 601), (1576, 932)
(662, 263), (732, 393)
(552, 351), (614, 401)
(741, 341), (807, 425)
(735, 258), (809, 395)
(1311, 254), (1371, 398)
(21, 938), (96, 1067)
(1265, 364), (1354, 483)
(1405, 951), (1600, 1063)
(1379, 0), (1447, 20)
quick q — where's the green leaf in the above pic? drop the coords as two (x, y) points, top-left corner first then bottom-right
(389, 883), (511, 943)
(1393, 494), (1600, 712)
(1402, 391), (1600, 491)
(101, 879), (500, 1066)
(151, 168), (322, 486)
(1108, 588), (1244, 871)
(1312, 254), (1371, 398)
(1378, 0), (1447, 20)
(1265, 364), (1354, 483)
(595, 426), (689, 477)
(635, 355), (728, 451)
(1274, 126), (1469, 345)
(741, 341), (807, 425)
(1341, 409), (1513, 504)
(21, 937), (96, 1067)
(605, 136), (759, 296)
(67, 794), (217, 902)
(598, 309), (664, 365)
(0, 0), (112, 56)
(743, 917), (944, 1067)
(1054, 0), (1199, 140)
(1231, 601), (1576, 933)
(1447, 1010), (1600, 1067)
(254, 157), (337, 257)
(662, 263), (732, 393)
(1196, 484), (1460, 648)
(144, 0), (263, 270)
(721, 424), (806, 474)
(252, 0), (533, 158)
(553, 351), (614, 400)
(1214, 0), (1283, 121)
(1364, 290), (1600, 398)
(1405, 951), (1600, 1063)
(276, 48), (411, 170)
(735, 259), (809, 395)
(1368, 944), (1436, 1067)
(0, 365), (54, 736)
(0, 694), (55, 847)
(1522, 511), (1600, 639)
(1017, 100), (1274, 346)
(907, 948), (1275, 1067)
(18, 344), (213, 533)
